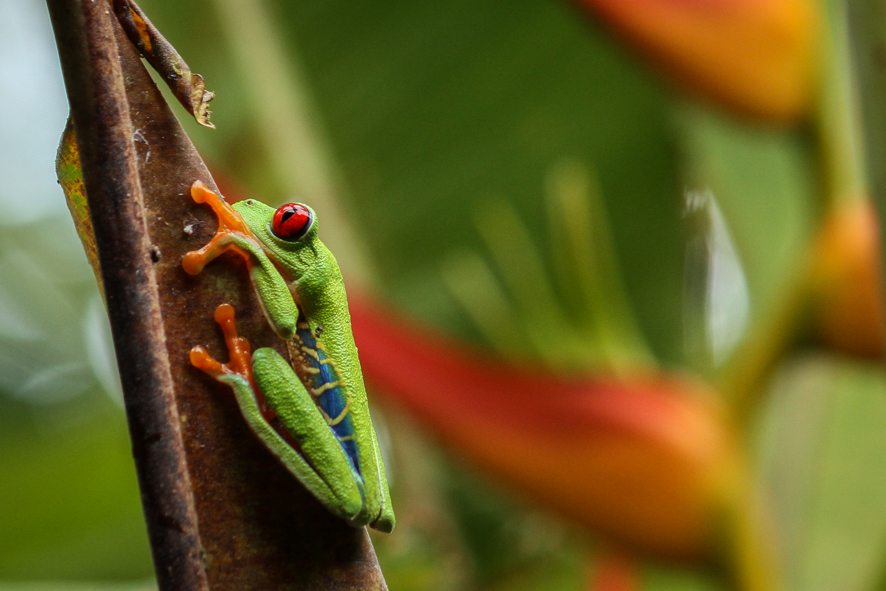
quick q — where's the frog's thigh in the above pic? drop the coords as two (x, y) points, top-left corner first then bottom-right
(222, 371), (358, 521)
(252, 347), (365, 520)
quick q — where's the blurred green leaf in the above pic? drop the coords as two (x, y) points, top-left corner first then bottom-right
(0, 401), (152, 581)
(757, 356), (886, 591)
(441, 464), (583, 587)
(642, 564), (719, 591)
(0, 583), (154, 591)
(679, 106), (816, 320)
(0, 217), (110, 403)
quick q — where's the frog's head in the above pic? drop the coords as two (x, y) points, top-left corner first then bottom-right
(232, 198), (321, 274)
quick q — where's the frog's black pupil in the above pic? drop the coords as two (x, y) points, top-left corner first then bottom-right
(280, 209), (295, 224)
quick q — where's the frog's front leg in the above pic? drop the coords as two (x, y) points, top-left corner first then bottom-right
(191, 304), (367, 525)
(183, 181), (297, 339)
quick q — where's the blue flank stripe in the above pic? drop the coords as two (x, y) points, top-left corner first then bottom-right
(296, 323), (362, 481)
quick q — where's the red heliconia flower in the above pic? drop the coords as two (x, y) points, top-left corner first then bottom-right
(349, 294), (739, 559)
(576, 0), (819, 121)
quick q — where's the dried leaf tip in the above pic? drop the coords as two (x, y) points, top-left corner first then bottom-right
(112, 0), (216, 128)
(189, 73), (216, 129)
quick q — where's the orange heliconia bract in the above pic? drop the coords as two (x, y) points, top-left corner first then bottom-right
(350, 295), (741, 559)
(812, 202), (885, 357)
(579, 0), (819, 122)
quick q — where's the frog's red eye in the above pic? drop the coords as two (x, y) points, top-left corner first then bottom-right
(272, 203), (312, 240)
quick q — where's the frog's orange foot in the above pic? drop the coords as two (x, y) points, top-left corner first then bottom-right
(190, 303), (254, 384)
(190, 180), (218, 205)
(183, 181), (255, 276)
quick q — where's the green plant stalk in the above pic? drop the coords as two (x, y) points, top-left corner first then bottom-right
(721, 0), (865, 423)
(723, 489), (780, 591)
(545, 162), (655, 371)
(718, 260), (814, 425)
(818, 0), (867, 210)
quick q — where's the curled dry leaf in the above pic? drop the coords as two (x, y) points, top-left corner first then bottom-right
(112, 0), (215, 128)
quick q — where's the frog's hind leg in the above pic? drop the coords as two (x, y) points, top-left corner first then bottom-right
(190, 303), (254, 386)
(251, 347), (367, 524)
(190, 303), (365, 525)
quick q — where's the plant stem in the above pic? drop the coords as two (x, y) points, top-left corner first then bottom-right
(717, 260), (813, 426)
(720, 0), (865, 424)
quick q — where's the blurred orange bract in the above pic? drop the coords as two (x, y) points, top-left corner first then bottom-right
(577, 0), (819, 121)
(350, 295), (738, 559)
(812, 201), (885, 357)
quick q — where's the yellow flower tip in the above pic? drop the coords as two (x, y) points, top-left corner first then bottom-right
(581, 0), (819, 122)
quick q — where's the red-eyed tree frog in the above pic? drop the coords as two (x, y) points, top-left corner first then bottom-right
(182, 181), (394, 532)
